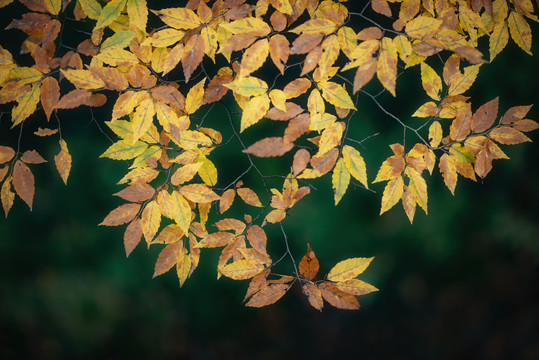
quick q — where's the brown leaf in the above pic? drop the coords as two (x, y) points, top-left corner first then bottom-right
(472, 97), (499, 133)
(244, 268), (270, 301)
(55, 90), (92, 109)
(490, 126), (531, 144)
(356, 27), (383, 41)
(302, 281), (324, 311)
(292, 148), (310, 176)
(114, 182), (155, 202)
(290, 33), (323, 54)
(246, 225), (267, 255)
(237, 187), (263, 207)
(202, 73), (233, 104)
(40, 77), (59, 121)
(299, 244), (319, 281)
(500, 105), (533, 125)
(12, 160), (35, 210)
(301, 46), (322, 76)
(371, 0), (392, 17)
(243, 137), (294, 157)
(246, 283), (289, 307)
(269, 34), (289, 75)
(180, 183), (220, 203)
(450, 104), (472, 141)
(0, 146), (15, 164)
(318, 281), (360, 310)
(182, 34), (204, 82)
(219, 32), (259, 53)
(99, 203), (141, 226)
(89, 66), (129, 90)
(153, 242), (183, 278)
(284, 113), (310, 144)
(353, 57), (377, 94)
(283, 78), (311, 99)
(265, 102), (304, 121)
(198, 231), (235, 248)
(311, 148), (339, 175)
(219, 188), (236, 213)
(124, 218), (142, 257)
(20, 150), (47, 164)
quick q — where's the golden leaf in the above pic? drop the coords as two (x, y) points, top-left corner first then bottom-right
(490, 21), (509, 61)
(376, 37), (398, 97)
(12, 84), (41, 127)
(141, 200), (161, 243)
(171, 162), (203, 186)
(404, 167), (428, 214)
(152, 7), (201, 30)
(380, 175), (404, 215)
(131, 98), (155, 143)
(184, 77), (205, 115)
(318, 81), (356, 110)
(327, 257), (374, 282)
(54, 139), (71, 185)
(219, 189), (235, 213)
(332, 157), (350, 205)
(240, 38), (269, 77)
(490, 126), (531, 144)
(342, 145), (368, 189)
(439, 153), (458, 195)
(507, 10), (532, 55)
(179, 183), (220, 203)
(1, 176), (15, 217)
(219, 259), (266, 280)
(401, 185), (416, 223)
(420, 62), (442, 101)
(335, 279), (379, 296)
(225, 76), (268, 97)
(428, 121), (442, 148)
(237, 187), (263, 207)
(99, 203), (141, 226)
(95, 0), (126, 29)
(127, 0), (148, 32)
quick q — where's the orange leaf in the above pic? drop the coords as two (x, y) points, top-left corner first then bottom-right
(99, 203), (141, 226)
(124, 218), (142, 257)
(219, 189), (236, 213)
(246, 283), (289, 308)
(219, 259), (266, 280)
(54, 139), (71, 185)
(318, 282), (360, 310)
(12, 160), (35, 210)
(246, 225), (267, 255)
(237, 187), (263, 207)
(243, 137), (294, 157)
(153, 242), (183, 278)
(114, 182), (155, 202)
(197, 231), (235, 248)
(40, 76), (59, 121)
(179, 183), (220, 203)
(302, 281), (324, 311)
(299, 244), (319, 281)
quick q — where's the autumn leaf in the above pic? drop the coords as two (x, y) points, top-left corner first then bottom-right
(179, 184), (220, 203)
(380, 175), (404, 215)
(12, 160), (35, 210)
(303, 282), (324, 311)
(243, 137), (294, 157)
(54, 139), (71, 185)
(153, 242), (183, 278)
(219, 259), (266, 280)
(332, 158), (350, 205)
(246, 283), (289, 307)
(237, 187), (263, 207)
(327, 257), (374, 282)
(299, 244), (319, 281)
(318, 282), (360, 310)
(100, 203), (141, 226)
(342, 145), (368, 189)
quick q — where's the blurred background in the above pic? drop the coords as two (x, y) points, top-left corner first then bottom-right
(1, 2), (539, 359)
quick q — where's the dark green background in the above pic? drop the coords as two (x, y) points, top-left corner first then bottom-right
(1, 2), (539, 359)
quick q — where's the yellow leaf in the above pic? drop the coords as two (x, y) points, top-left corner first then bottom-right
(44, 0), (61, 15)
(197, 157), (218, 186)
(219, 189), (235, 213)
(237, 187), (263, 207)
(77, 0), (102, 20)
(54, 139), (71, 185)
(405, 167), (427, 214)
(179, 183), (220, 203)
(290, 19), (337, 35)
(219, 259), (266, 280)
(131, 98), (155, 143)
(270, 0), (292, 14)
(154, 100), (182, 136)
(184, 77), (205, 115)
(373, 155), (405, 183)
(318, 81), (356, 110)
(127, 0), (148, 32)
(95, 0), (127, 29)
(420, 62), (442, 101)
(507, 10), (532, 55)
(100, 31), (135, 51)
(404, 16), (443, 38)
(489, 126), (531, 144)
(269, 89), (287, 112)
(401, 185), (416, 223)
(1, 177), (15, 217)
(240, 94), (270, 132)
(171, 162), (202, 185)
(141, 200), (161, 243)
(225, 76), (268, 97)
(439, 153), (458, 195)
(176, 130), (212, 150)
(219, 17), (271, 35)
(448, 64), (481, 96)
(100, 140), (148, 160)
(327, 257), (374, 282)
(318, 122), (344, 156)
(143, 29), (184, 47)
(176, 250), (191, 286)
(335, 279), (379, 296)
(62, 69), (105, 90)
(342, 145), (368, 189)
(337, 26), (357, 59)
(412, 102), (439, 118)
(152, 7), (201, 30)
(380, 175), (404, 214)
(240, 39), (269, 77)
(318, 35), (340, 79)
(377, 37), (398, 97)
(332, 157), (350, 205)
(11, 84), (40, 127)
(171, 191), (192, 234)
(96, 48), (140, 67)
(428, 121), (442, 148)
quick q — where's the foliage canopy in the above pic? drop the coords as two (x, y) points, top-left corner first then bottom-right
(0, 0), (537, 310)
